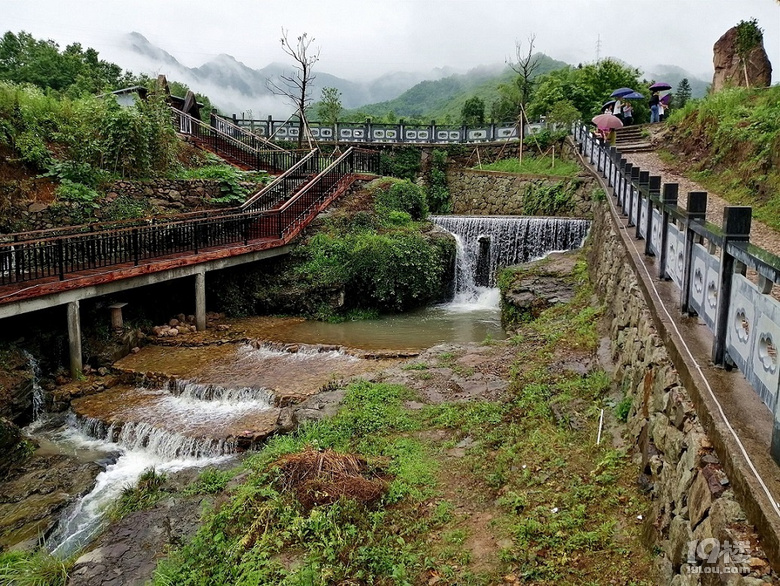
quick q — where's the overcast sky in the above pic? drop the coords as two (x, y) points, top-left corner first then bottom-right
(4, 0), (779, 82)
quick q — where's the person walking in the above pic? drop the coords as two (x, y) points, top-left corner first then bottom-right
(649, 91), (660, 123)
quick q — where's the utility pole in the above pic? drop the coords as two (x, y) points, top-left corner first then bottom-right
(595, 34), (602, 62)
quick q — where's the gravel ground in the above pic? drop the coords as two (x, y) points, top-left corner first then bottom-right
(622, 149), (780, 259)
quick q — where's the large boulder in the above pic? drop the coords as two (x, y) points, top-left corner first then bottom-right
(712, 26), (772, 92)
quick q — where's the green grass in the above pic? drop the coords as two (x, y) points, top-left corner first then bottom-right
(663, 86), (780, 230)
(148, 259), (652, 585)
(108, 467), (168, 522)
(0, 549), (72, 586)
(478, 154), (580, 177)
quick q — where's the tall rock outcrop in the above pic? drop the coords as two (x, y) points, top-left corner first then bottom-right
(712, 25), (772, 92)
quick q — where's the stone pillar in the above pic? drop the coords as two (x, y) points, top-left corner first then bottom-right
(67, 300), (82, 378)
(195, 271), (206, 331)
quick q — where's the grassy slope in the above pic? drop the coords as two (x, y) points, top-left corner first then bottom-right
(662, 86), (780, 230)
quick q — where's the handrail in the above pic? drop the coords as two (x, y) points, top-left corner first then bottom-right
(277, 148), (354, 214)
(211, 114), (286, 152)
(239, 149), (319, 213)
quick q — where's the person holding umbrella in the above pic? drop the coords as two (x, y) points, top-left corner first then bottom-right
(649, 91), (660, 123)
(648, 82), (671, 123)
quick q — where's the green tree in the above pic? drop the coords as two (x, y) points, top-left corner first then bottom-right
(317, 86), (342, 126)
(460, 96), (485, 126)
(528, 59), (645, 122)
(675, 78), (692, 108)
(735, 19), (763, 87)
(0, 31), (124, 94)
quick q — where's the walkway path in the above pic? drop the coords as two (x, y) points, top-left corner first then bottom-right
(623, 146), (780, 259)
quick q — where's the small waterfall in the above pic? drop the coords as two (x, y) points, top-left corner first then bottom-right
(23, 350), (45, 421)
(432, 216), (590, 294)
(168, 379), (274, 407)
(74, 416), (238, 459)
(48, 415), (234, 557)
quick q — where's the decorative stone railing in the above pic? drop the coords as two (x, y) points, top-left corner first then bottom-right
(573, 121), (780, 465)
(216, 114), (558, 145)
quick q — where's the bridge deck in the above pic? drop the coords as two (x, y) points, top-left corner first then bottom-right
(0, 235), (281, 308)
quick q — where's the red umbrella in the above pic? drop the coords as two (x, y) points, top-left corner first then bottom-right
(592, 113), (624, 130)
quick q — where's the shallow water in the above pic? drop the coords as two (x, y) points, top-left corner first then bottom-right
(234, 291), (505, 350)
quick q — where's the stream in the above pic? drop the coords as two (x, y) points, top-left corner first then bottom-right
(10, 214), (589, 558)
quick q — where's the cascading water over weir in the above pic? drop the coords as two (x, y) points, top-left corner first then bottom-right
(431, 215), (591, 301)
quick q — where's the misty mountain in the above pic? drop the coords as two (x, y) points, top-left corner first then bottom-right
(646, 65), (710, 97)
(349, 55), (568, 122)
(116, 32), (453, 117)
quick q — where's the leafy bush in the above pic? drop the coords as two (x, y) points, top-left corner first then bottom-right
(378, 147), (421, 180)
(522, 181), (578, 216)
(56, 179), (100, 204)
(297, 230), (449, 311)
(103, 195), (153, 220)
(180, 164), (250, 204)
(425, 149), (451, 214)
(374, 179), (428, 220)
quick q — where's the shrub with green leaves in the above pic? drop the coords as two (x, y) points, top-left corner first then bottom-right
(374, 179), (428, 220)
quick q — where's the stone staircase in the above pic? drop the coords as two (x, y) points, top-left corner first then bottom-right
(615, 124), (654, 153)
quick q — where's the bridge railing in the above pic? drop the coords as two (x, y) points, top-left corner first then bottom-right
(240, 150), (320, 214)
(276, 147), (357, 239)
(572, 120), (780, 464)
(172, 110), (309, 172)
(217, 115), (566, 145)
(0, 147), (380, 288)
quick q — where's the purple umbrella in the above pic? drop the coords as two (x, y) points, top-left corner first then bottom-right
(660, 94), (672, 105)
(610, 87), (635, 98)
(650, 82), (672, 91)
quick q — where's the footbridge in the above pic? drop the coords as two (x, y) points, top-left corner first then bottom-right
(0, 112), (379, 376)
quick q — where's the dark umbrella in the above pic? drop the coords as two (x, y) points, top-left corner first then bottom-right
(601, 99), (617, 112)
(660, 93), (672, 105)
(623, 91), (645, 99)
(650, 82), (672, 91)
(610, 87), (635, 98)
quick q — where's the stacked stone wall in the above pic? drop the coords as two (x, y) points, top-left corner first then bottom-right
(0, 179), (246, 233)
(445, 168), (596, 217)
(588, 202), (774, 584)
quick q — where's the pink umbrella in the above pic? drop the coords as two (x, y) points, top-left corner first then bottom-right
(591, 113), (624, 130)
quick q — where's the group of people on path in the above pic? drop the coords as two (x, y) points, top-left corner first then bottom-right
(603, 91), (666, 124)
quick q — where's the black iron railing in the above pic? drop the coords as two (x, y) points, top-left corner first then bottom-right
(0, 147), (380, 287)
(172, 110), (310, 172)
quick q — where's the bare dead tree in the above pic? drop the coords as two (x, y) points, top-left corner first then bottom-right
(266, 29), (320, 148)
(507, 35), (540, 161)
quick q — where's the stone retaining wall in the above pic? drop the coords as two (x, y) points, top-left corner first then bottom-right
(0, 179), (246, 233)
(445, 168), (597, 217)
(588, 202), (774, 584)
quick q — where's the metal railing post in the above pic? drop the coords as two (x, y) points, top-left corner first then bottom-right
(636, 171), (650, 239)
(621, 163), (632, 212)
(712, 206), (752, 366)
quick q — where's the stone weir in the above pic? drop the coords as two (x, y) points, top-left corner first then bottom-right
(431, 215), (590, 289)
(73, 341), (405, 450)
